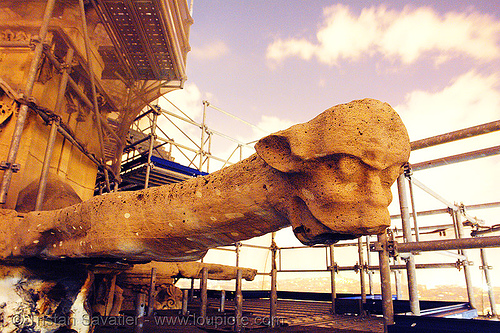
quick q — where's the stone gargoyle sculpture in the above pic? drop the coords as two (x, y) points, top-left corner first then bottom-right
(0, 98), (410, 262)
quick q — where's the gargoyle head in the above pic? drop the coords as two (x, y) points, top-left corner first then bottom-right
(255, 98), (410, 245)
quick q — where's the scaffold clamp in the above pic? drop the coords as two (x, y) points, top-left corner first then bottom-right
(0, 161), (20, 173)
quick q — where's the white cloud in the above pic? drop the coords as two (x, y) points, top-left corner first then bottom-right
(267, 4), (500, 65)
(163, 82), (204, 120)
(395, 70), (500, 141)
(254, 115), (296, 136)
(190, 40), (230, 61)
(392, 70), (500, 221)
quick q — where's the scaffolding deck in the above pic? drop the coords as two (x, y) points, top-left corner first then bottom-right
(94, 291), (500, 333)
(119, 154), (208, 190)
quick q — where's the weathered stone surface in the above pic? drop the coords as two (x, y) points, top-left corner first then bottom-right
(0, 260), (92, 333)
(117, 262), (257, 287)
(15, 173), (83, 213)
(0, 99), (410, 261)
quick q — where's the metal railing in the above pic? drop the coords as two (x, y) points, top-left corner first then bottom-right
(124, 98), (264, 189)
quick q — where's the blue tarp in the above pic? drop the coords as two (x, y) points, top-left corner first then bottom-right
(151, 156), (209, 177)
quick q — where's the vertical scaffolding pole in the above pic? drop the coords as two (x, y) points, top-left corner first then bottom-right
(329, 244), (336, 314)
(147, 267), (157, 316)
(270, 235), (278, 327)
(200, 267), (208, 319)
(357, 237), (366, 315)
(378, 231), (394, 332)
(199, 101), (207, 170)
(219, 290), (226, 313)
(234, 269), (243, 332)
(134, 293), (146, 333)
(44, 49), (74, 201)
(479, 248), (497, 316)
(189, 278), (195, 302)
(104, 274), (117, 316)
(407, 177), (421, 241)
(182, 289), (189, 315)
(78, 0), (110, 192)
(53, 48), (74, 116)
(235, 242), (241, 267)
(366, 236), (374, 295)
(35, 118), (59, 211)
(393, 257), (403, 300)
(0, 0), (57, 204)
(144, 109), (158, 189)
(453, 210), (476, 309)
(207, 133), (212, 172)
(397, 174), (420, 315)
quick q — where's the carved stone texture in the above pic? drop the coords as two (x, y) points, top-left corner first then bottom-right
(0, 260), (92, 333)
(117, 262), (257, 287)
(15, 173), (83, 213)
(0, 99), (410, 262)
(155, 283), (183, 310)
(115, 262), (256, 312)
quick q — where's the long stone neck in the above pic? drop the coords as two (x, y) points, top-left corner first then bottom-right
(3, 154), (294, 261)
(152, 153), (293, 239)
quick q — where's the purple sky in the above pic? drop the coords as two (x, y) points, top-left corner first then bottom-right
(165, 1), (500, 292)
(181, 1), (499, 130)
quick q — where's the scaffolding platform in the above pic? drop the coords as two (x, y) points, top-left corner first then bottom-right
(93, 290), (500, 333)
(119, 154), (208, 191)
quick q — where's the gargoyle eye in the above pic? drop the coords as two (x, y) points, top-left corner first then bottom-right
(337, 155), (362, 179)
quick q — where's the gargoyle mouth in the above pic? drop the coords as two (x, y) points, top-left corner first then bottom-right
(307, 232), (357, 245)
(293, 225), (357, 245)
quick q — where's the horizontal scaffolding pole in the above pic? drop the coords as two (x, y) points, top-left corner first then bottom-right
(254, 262), (460, 276)
(335, 263), (459, 271)
(390, 201), (500, 220)
(240, 243), (272, 250)
(411, 119), (500, 151)
(396, 235), (500, 253)
(205, 101), (269, 135)
(411, 145), (500, 171)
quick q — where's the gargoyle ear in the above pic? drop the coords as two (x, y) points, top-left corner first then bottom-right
(255, 134), (303, 173)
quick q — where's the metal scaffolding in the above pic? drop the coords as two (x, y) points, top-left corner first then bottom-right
(0, 0), (192, 205)
(196, 114), (500, 332)
(1, 3), (499, 330)
(118, 98), (258, 191)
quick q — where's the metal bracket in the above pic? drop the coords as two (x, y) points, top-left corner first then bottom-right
(327, 263), (338, 273)
(403, 162), (412, 178)
(152, 105), (162, 115)
(17, 93), (37, 106)
(0, 161), (20, 172)
(479, 265), (493, 270)
(370, 230), (396, 257)
(387, 240), (396, 257)
(29, 35), (41, 47)
(369, 240), (396, 257)
(455, 259), (474, 270)
(369, 242), (384, 252)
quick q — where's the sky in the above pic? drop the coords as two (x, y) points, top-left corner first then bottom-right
(160, 1), (500, 296)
